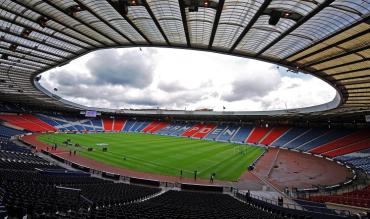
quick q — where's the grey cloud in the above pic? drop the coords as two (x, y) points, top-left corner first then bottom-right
(49, 70), (95, 87)
(56, 85), (168, 108)
(124, 91), (205, 108)
(260, 98), (284, 111)
(86, 49), (155, 88)
(169, 91), (205, 107)
(222, 73), (281, 102)
(57, 86), (107, 100)
(55, 79), (213, 109)
(200, 79), (213, 88)
(158, 81), (187, 92)
(285, 82), (300, 89)
(48, 49), (156, 90)
(124, 96), (162, 107)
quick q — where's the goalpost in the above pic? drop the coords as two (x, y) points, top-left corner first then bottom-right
(233, 145), (248, 155)
(96, 143), (109, 152)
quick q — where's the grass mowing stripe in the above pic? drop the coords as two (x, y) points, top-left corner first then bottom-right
(216, 149), (263, 180)
(79, 150), (181, 175)
(175, 143), (234, 168)
(197, 147), (261, 179)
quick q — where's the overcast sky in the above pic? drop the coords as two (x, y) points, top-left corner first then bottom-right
(40, 48), (336, 111)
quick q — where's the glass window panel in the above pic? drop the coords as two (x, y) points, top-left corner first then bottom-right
(0, 0), (28, 16)
(17, 45), (60, 62)
(269, 0), (323, 16)
(263, 35), (312, 59)
(8, 56), (47, 68)
(332, 0), (370, 16)
(235, 16), (295, 54)
(127, 6), (166, 44)
(263, 0), (370, 59)
(73, 10), (126, 44)
(1, 31), (70, 59)
(147, 0), (187, 45)
(19, 4), (104, 48)
(77, 10), (129, 44)
(0, 19), (81, 54)
(0, 58), (42, 70)
(0, 47), (54, 66)
(19, 60), (46, 69)
(32, 1), (114, 45)
(14, 19), (83, 52)
(213, 0), (264, 50)
(0, 63), (32, 73)
(186, 7), (216, 47)
(81, 0), (146, 44)
(50, 22), (102, 46)
(15, 16), (90, 49)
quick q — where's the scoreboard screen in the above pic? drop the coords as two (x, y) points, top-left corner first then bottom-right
(366, 115), (370, 122)
(85, 110), (97, 117)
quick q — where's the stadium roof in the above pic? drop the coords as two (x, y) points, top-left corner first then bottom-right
(0, 0), (369, 120)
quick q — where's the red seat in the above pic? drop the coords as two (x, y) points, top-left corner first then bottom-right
(305, 185), (370, 208)
(260, 127), (289, 145)
(0, 114), (56, 132)
(246, 127), (271, 144)
(102, 118), (113, 131)
(310, 130), (370, 154)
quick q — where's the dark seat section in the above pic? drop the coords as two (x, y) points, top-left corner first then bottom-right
(0, 150), (61, 170)
(114, 190), (286, 219)
(0, 169), (161, 218)
(0, 124), (29, 153)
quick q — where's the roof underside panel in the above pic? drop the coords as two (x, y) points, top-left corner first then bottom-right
(235, 15), (295, 54)
(146, 0), (187, 46)
(126, 6), (166, 44)
(241, 0), (320, 55)
(0, 10), (86, 52)
(212, 0), (264, 51)
(29, 0), (115, 45)
(4, 0), (102, 47)
(186, 7), (216, 48)
(262, 0), (370, 60)
(79, 0), (146, 44)
(0, 0), (369, 117)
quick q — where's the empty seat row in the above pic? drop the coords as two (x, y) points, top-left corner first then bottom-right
(306, 185), (370, 209)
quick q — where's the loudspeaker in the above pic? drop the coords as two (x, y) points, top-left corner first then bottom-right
(189, 5), (198, 12)
(117, 0), (128, 15)
(269, 10), (281, 25)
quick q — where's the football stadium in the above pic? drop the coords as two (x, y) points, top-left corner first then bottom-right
(0, 0), (370, 218)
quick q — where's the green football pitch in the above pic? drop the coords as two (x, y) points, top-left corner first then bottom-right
(38, 132), (264, 181)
